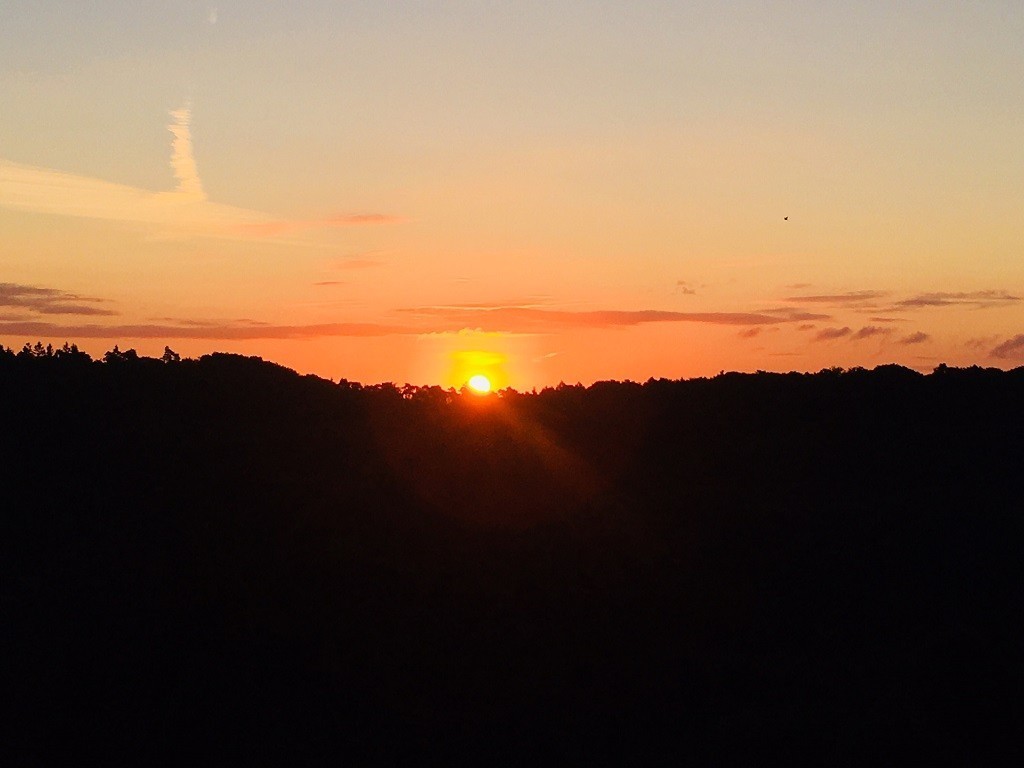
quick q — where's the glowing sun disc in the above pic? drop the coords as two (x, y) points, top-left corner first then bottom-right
(467, 374), (492, 394)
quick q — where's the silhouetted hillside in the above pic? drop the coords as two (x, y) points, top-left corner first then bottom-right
(2, 345), (1022, 763)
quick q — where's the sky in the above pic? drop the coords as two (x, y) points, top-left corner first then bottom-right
(3, 1), (1023, 388)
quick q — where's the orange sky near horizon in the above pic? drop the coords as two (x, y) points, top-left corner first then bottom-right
(3, 2), (1023, 388)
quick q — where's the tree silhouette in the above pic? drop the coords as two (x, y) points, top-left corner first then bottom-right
(101, 344), (144, 364)
(2, 348), (1022, 763)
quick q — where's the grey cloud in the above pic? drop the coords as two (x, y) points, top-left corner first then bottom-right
(0, 283), (116, 316)
(814, 326), (852, 341)
(675, 281), (697, 295)
(759, 308), (832, 321)
(0, 320), (414, 340)
(966, 335), (998, 350)
(991, 334), (1024, 359)
(899, 331), (931, 345)
(401, 306), (804, 331)
(896, 291), (1020, 309)
(852, 326), (891, 340)
(147, 317), (270, 327)
(785, 290), (888, 305)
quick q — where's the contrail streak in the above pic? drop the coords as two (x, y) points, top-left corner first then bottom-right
(168, 106), (206, 201)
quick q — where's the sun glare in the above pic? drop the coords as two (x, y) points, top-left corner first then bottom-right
(467, 374), (492, 394)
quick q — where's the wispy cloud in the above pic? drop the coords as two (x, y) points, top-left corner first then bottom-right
(421, 299), (551, 311)
(758, 308), (832, 321)
(0, 319), (414, 341)
(896, 290), (1020, 309)
(991, 334), (1024, 359)
(966, 335), (998, 350)
(0, 283), (115, 316)
(738, 328), (761, 338)
(782, 287), (1022, 317)
(784, 290), (888, 305)
(675, 280), (697, 295)
(899, 331), (930, 345)
(814, 326), (852, 341)
(147, 316), (269, 327)
(400, 305), (812, 332)
(334, 258), (386, 271)
(415, 328), (525, 340)
(782, 288), (1021, 312)
(0, 106), (396, 241)
(239, 214), (400, 238)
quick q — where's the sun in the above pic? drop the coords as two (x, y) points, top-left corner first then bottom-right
(442, 345), (511, 392)
(466, 374), (492, 394)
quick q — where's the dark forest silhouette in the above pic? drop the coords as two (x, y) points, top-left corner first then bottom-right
(2, 343), (1022, 763)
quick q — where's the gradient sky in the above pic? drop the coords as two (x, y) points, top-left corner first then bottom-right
(3, 1), (1023, 388)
